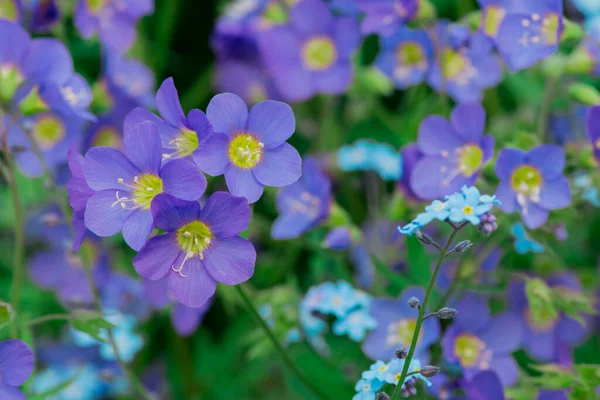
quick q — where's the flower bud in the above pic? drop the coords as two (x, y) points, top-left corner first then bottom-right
(437, 307), (458, 320)
(408, 297), (421, 308)
(453, 240), (473, 253)
(479, 212), (498, 236)
(322, 227), (352, 250)
(395, 347), (408, 359)
(420, 365), (440, 378)
(376, 392), (390, 400)
(569, 82), (600, 106)
(415, 230), (433, 245)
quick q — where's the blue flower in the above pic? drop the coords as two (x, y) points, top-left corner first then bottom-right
(353, 378), (384, 400)
(33, 364), (105, 400)
(362, 360), (391, 381)
(338, 140), (375, 172)
(511, 223), (545, 254)
(333, 309), (377, 342)
(337, 140), (402, 181)
(384, 358), (431, 387)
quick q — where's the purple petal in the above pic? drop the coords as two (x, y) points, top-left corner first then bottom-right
(463, 371), (504, 400)
(198, 192), (250, 237)
(269, 64), (314, 102)
(29, 249), (65, 289)
(480, 312), (523, 354)
(253, 143), (302, 187)
(526, 145), (565, 180)
(0, 384), (26, 400)
(160, 159), (207, 200)
(450, 103), (485, 142)
(187, 109), (213, 142)
(289, 0), (332, 36)
(538, 176), (570, 210)
(124, 121), (162, 175)
(523, 326), (555, 361)
(246, 100), (295, 149)
(83, 147), (140, 191)
(97, 13), (136, 53)
(206, 93), (248, 135)
(417, 115), (463, 155)
(192, 133), (230, 176)
(314, 63), (353, 95)
(168, 256), (216, 308)
(203, 236), (255, 284)
(521, 202), (549, 229)
(409, 156), (453, 200)
(24, 38), (73, 84)
(0, 340), (34, 386)
(156, 77), (185, 128)
(133, 233), (180, 280)
(453, 293), (491, 333)
(124, 107), (180, 144)
(143, 277), (171, 308)
(84, 190), (132, 236)
(334, 17), (360, 57)
(122, 209), (154, 251)
(151, 193), (200, 232)
(495, 180), (518, 213)
(271, 213), (315, 240)
(172, 302), (209, 336)
(67, 147), (95, 216)
(495, 148), (526, 180)
(224, 164), (264, 204)
(0, 21), (30, 65)
(487, 355), (519, 387)
(556, 315), (590, 345)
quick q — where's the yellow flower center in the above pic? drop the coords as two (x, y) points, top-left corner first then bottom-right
(32, 115), (65, 151)
(441, 49), (467, 80)
(112, 174), (163, 211)
(163, 127), (199, 160)
(463, 205), (474, 215)
(511, 165), (542, 196)
(171, 221), (213, 278)
(0, 64), (23, 102)
(0, 0), (18, 21)
(302, 37), (337, 71)
(378, 365), (389, 373)
(541, 13), (560, 45)
(229, 133), (264, 169)
(455, 334), (486, 367)
(86, 0), (107, 13)
(595, 138), (600, 149)
(92, 126), (121, 148)
(526, 305), (558, 332)
(386, 318), (420, 347)
(483, 6), (506, 38)
(396, 41), (425, 66)
(457, 144), (484, 177)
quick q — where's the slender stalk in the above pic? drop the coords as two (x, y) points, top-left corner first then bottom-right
(2, 114), (25, 338)
(389, 227), (462, 400)
(24, 313), (74, 328)
(235, 285), (331, 400)
(537, 76), (559, 142)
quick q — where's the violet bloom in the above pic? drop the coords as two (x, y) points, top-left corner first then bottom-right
(493, 0), (563, 72)
(257, 0), (360, 102)
(143, 277), (212, 336)
(442, 294), (522, 387)
(363, 287), (440, 362)
(538, 391), (568, 400)
(0, 339), (34, 400)
(195, 92), (302, 203)
(507, 274), (592, 364)
(0, 20), (29, 103)
(397, 144), (424, 201)
(356, 0), (418, 36)
(103, 50), (155, 111)
(454, 371), (506, 400)
(133, 192), (256, 308)
(67, 146), (96, 250)
(376, 27), (434, 89)
(82, 121), (207, 250)
(102, 273), (149, 318)
(586, 106), (600, 164)
(271, 156), (331, 239)
(494, 145), (571, 229)
(428, 23), (502, 103)
(74, 0), (153, 53)
(0, 0), (22, 22)
(409, 103), (494, 200)
(125, 78), (213, 162)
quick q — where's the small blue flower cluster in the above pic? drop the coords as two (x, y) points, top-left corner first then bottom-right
(337, 140), (403, 181)
(511, 223), (545, 255)
(399, 186), (500, 235)
(353, 357), (430, 400)
(300, 281), (376, 344)
(259, 304), (302, 345)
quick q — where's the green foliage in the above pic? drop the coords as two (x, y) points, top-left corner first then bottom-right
(529, 363), (600, 399)
(71, 311), (115, 343)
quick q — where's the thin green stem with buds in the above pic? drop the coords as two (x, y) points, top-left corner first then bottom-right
(389, 226), (463, 400)
(235, 284), (332, 400)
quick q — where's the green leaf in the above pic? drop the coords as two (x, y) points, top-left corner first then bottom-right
(29, 367), (83, 400)
(71, 311), (114, 343)
(0, 301), (14, 330)
(574, 364), (600, 386)
(407, 236), (431, 287)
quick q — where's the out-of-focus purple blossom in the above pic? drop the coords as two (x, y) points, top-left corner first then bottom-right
(102, 273), (149, 318)
(478, 211), (498, 235)
(397, 144), (424, 201)
(0, 339), (34, 399)
(495, 145), (571, 229)
(455, 370), (506, 400)
(257, 0), (360, 102)
(507, 274), (593, 364)
(537, 390), (568, 400)
(350, 245), (375, 289)
(428, 23), (502, 103)
(272, 156), (331, 239)
(363, 287), (440, 362)
(410, 103), (494, 199)
(323, 226), (353, 250)
(442, 293), (522, 387)
(356, 0), (418, 36)
(436, 245), (503, 291)
(74, 0), (154, 53)
(375, 27), (434, 89)
(586, 106), (600, 164)
(103, 51), (155, 111)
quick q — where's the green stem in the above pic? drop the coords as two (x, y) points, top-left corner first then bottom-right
(537, 76), (559, 143)
(181, 66), (213, 111)
(390, 227), (462, 400)
(24, 314), (73, 328)
(235, 285), (331, 400)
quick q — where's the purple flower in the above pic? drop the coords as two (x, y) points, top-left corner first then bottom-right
(493, 0), (563, 72)
(82, 121), (207, 250)
(0, 0), (23, 23)
(6, 111), (84, 178)
(397, 144), (424, 201)
(195, 92), (302, 203)
(82, 113), (124, 151)
(537, 390), (568, 400)
(494, 145), (571, 229)
(442, 293), (522, 387)
(323, 227), (353, 250)
(133, 192), (255, 308)
(586, 106), (600, 164)
(103, 51), (155, 110)
(26, 0), (61, 32)
(257, 0), (360, 102)
(356, 0), (418, 36)
(455, 371), (506, 400)
(102, 273), (150, 318)
(409, 103), (494, 200)
(428, 23), (502, 103)
(0, 339), (34, 400)
(0, 20), (30, 103)
(271, 156), (331, 239)
(363, 287), (440, 362)
(125, 77), (213, 162)
(375, 27), (434, 89)
(74, 0), (153, 53)
(67, 146), (96, 250)
(507, 274), (593, 364)
(143, 277), (212, 336)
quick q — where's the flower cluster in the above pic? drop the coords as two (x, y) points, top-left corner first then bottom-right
(354, 357), (430, 400)
(337, 140), (403, 181)
(399, 186), (500, 235)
